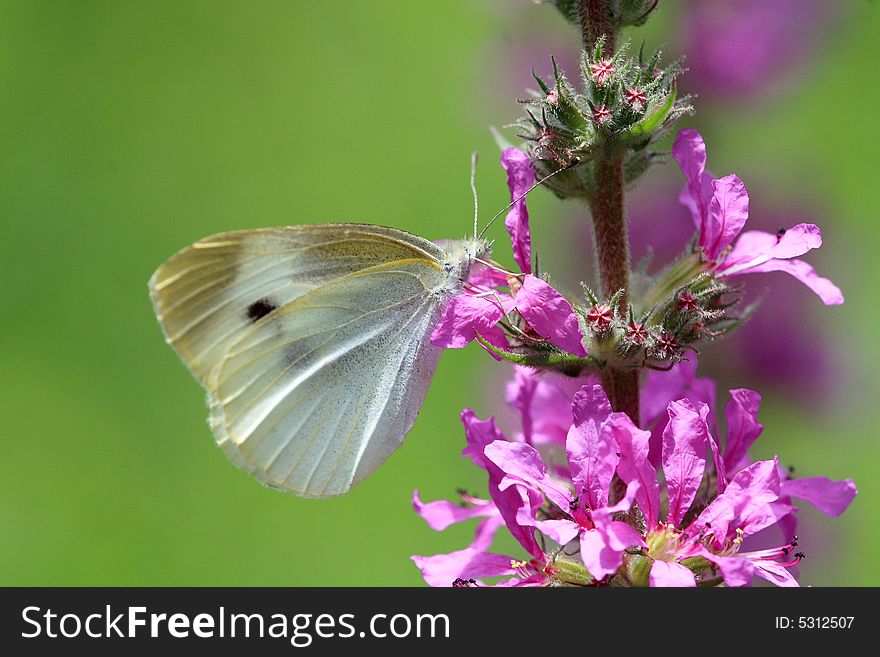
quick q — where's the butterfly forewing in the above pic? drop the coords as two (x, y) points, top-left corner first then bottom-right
(150, 224), (460, 497)
(149, 224), (446, 385)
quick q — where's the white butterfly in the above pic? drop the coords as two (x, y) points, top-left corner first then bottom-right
(149, 223), (490, 498)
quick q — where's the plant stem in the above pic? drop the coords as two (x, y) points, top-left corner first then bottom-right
(579, 1), (640, 424)
(578, 0), (616, 55)
(590, 154), (629, 308)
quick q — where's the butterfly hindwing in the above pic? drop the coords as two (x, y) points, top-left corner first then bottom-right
(209, 263), (445, 497)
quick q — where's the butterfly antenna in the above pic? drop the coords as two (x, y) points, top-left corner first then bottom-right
(470, 151), (480, 239)
(477, 157), (580, 240)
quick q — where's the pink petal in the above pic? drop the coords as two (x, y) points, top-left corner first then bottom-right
(506, 368), (586, 446)
(693, 458), (780, 544)
(411, 549), (517, 587)
(767, 500), (797, 533)
(643, 362), (717, 467)
(706, 428), (728, 494)
(514, 275), (588, 357)
(610, 413), (660, 528)
(580, 485), (646, 581)
(662, 399), (710, 528)
(578, 521), (644, 581)
(467, 262), (511, 289)
(642, 359), (716, 435)
(485, 441), (573, 512)
(566, 384), (616, 509)
(505, 479), (580, 546)
(704, 174), (749, 260)
(716, 224), (843, 305)
(578, 529), (620, 580)
(672, 129), (713, 235)
(603, 479), (643, 516)
(411, 516), (512, 587)
(730, 256), (844, 305)
(777, 505), (799, 546)
(649, 560), (696, 587)
(754, 561), (800, 587)
(470, 514), (504, 552)
(460, 411), (544, 557)
(699, 551), (755, 587)
(460, 409), (504, 471)
(529, 518), (581, 546)
(722, 389), (764, 473)
(430, 293), (509, 349)
(494, 572), (549, 587)
(412, 490), (498, 531)
(501, 147), (535, 275)
(780, 476), (857, 517)
(596, 517), (645, 551)
(505, 366), (538, 446)
(642, 360), (698, 425)
(726, 224), (823, 265)
(686, 376), (718, 432)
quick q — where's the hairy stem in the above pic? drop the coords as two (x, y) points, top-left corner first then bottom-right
(590, 154), (629, 307)
(591, 155), (640, 426)
(600, 366), (640, 425)
(578, 0), (615, 55)
(579, 2), (640, 424)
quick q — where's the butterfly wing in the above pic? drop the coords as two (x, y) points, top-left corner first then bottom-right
(150, 224), (456, 497)
(209, 261), (447, 497)
(149, 224), (446, 386)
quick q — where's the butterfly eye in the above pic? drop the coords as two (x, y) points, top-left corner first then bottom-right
(443, 262), (454, 274)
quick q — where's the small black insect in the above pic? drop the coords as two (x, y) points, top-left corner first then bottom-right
(452, 578), (477, 587)
(246, 298), (277, 322)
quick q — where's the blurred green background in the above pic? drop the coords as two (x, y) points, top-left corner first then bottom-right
(1, 0), (877, 585)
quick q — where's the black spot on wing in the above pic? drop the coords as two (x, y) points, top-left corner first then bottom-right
(246, 298), (277, 322)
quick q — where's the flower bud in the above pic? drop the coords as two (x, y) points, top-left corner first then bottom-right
(587, 303), (615, 332)
(511, 40), (690, 201)
(589, 59), (615, 85)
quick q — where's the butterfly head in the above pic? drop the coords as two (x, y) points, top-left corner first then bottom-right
(439, 238), (492, 289)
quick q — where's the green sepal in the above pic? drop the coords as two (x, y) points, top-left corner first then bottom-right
(531, 68), (551, 95)
(623, 552), (652, 587)
(550, 553), (595, 586)
(474, 333), (601, 375)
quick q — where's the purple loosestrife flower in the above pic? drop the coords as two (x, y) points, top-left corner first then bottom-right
(619, 398), (809, 587)
(430, 148), (588, 358)
(411, 372), (856, 587)
(411, 388), (646, 587)
(484, 386), (647, 581)
(648, 384), (856, 525)
(621, 174), (841, 403)
(636, 389), (856, 586)
(672, 129), (843, 305)
(715, 389), (857, 536)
